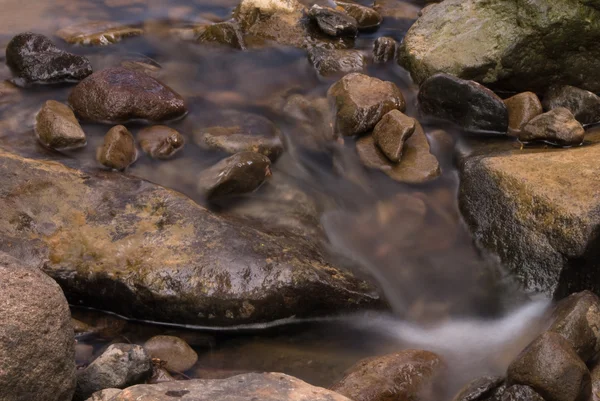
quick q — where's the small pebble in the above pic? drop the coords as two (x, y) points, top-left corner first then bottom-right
(35, 100), (87, 150)
(96, 125), (138, 170)
(138, 125), (185, 159)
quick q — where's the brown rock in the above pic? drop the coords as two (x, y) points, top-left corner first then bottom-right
(144, 335), (198, 372)
(96, 125), (138, 170)
(331, 350), (445, 401)
(308, 5), (358, 38)
(373, 0), (420, 21)
(507, 331), (590, 401)
(196, 21), (246, 50)
(356, 120), (441, 183)
(373, 37), (396, 63)
(328, 73), (405, 136)
(372, 109), (416, 163)
(308, 48), (366, 76)
(519, 108), (585, 146)
(504, 92), (543, 134)
(335, 2), (382, 30)
(549, 291), (600, 363)
(35, 100), (87, 150)
(56, 21), (143, 46)
(451, 376), (505, 401)
(69, 67), (187, 123)
(138, 125), (185, 159)
(590, 361), (600, 401)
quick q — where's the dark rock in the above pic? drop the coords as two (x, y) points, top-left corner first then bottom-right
(372, 109), (416, 163)
(331, 350), (445, 401)
(502, 385), (545, 401)
(110, 373), (353, 401)
(504, 92), (543, 134)
(591, 360), (600, 401)
(451, 376), (505, 401)
(74, 344), (153, 401)
(196, 21), (246, 50)
(335, 2), (382, 30)
(507, 332), (590, 401)
(308, 5), (358, 38)
(356, 119), (441, 183)
(193, 111), (283, 161)
(0, 252), (76, 401)
(328, 72), (405, 136)
(198, 151), (271, 200)
(548, 291), (600, 363)
(373, 37), (396, 63)
(543, 85), (600, 125)
(308, 47), (365, 76)
(56, 21), (143, 46)
(418, 73), (508, 134)
(144, 335), (198, 372)
(68, 67), (187, 123)
(96, 125), (138, 170)
(519, 108), (585, 146)
(35, 100), (87, 150)
(6, 32), (92, 86)
(85, 388), (122, 401)
(138, 125), (185, 159)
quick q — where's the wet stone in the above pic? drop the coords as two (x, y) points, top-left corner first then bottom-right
(308, 5), (358, 38)
(6, 32), (92, 86)
(328, 72), (406, 136)
(148, 366), (176, 384)
(373, 37), (396, 63)
(138, 125), (185, 159)
(144, 335), (198, 373)
(308, 47), (365, 76)
(543, 85), (600, 126)
(502, 385), (545, 401)
(96, 125), (138, 170)
(74, 344), (153, 401)
(335, 1), (382, 30)
(504, 92), (543, 134)
(331, 350), (445, 401)
(196, 21), (246, 50)
(68, 67), (187, 124)
(356, 120), (441, 183)
(519, 108), (585, 147)
(35, 100), (87, 150)
(548, 290), (600, 363)
(85, 389), (123, 401)
(373, 109), (416, 163)
(198, 151), (272, 200)
(418, 73), (508, 134)
(451, 376), (505, 401)
(507, 331), (590, 401)
(56, 21), (143, 46)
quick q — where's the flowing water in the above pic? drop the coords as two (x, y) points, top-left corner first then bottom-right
(0, 0), (552, 398)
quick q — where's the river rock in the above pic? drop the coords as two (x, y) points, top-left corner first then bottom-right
(591, 362), (600, 401)
(138, 125), (184, 159)
(0, 149), (380, 325)
(331, 350), (445, 401)
(198, 151), (271, 200)
(502, 385), (545, 401)
(328, 73), (405, 136)
(56, 21), (143, 45)
(144, 335), (198, 372)
(507, 332), (590, 401)
(85, 388), (122, 401)
(458, 131), (600, 297)
(74, 344), (153, 401)
(548, 291), (600, 363)
(111, 373), (353, 401)
(196, 21), (246, 50)
(308, 5), (358, 38)
(451, 376), (505, 401)
(543, 85), (600, 125)
(68, 67), (187, 123)
(149, 365), (176, 384)
(0, 252), (76, 401)
(97, 125), (138, 170)
(6, 32), (92, 86)
(193, 111), (283, 161)
(335, 2), (382, 30)
(519, 108), (585, 146)
(373, 37), (396, 63)
(35, 100), (87, 150)
(399, 0), (600, 92)
(308, 47), (365, 76)
(418, 73), (508, 134)
(372, 109), (416, 163)
(504, 92), (543, 134)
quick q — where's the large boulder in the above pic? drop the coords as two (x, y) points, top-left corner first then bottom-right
(0, 149), (380, 326)
(458, 131), (600, 297)
(0, 252), (76, 401)
(399, 0), (600, 93)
